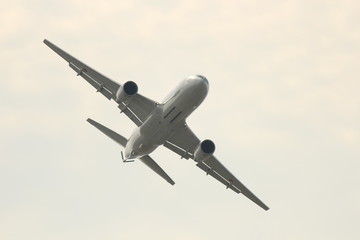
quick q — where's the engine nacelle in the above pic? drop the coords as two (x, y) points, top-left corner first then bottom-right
(116, 81), (138, 103)
(194, 139), (215, 162)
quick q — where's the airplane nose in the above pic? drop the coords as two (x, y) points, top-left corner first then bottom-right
(196, 75), (209, 85)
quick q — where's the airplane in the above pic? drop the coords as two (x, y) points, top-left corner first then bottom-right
(44, 39), (269, 211)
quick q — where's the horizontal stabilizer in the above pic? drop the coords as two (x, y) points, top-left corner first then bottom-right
(140, 155), (175, 185)
(87, 118), (127, 147)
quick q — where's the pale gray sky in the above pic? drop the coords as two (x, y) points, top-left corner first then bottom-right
(1, 0), (359, 239)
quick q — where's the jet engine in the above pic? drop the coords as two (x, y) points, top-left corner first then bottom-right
(194, 139), (215, 162)
(116, 81), (138, 103)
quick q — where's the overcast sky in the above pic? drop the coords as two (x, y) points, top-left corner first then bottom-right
(1, 0), (359, 239)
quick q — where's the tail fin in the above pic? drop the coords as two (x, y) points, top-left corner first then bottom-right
(87, 118), (127, 147)
(87, 118), (175, 185)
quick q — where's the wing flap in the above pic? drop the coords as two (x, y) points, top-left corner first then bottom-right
(196, 162), (240, 193)
(69, 62), (113, 100)
(163, 141), (193, 159)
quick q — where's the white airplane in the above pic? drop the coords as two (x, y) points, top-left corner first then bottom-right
(44, 39), (269, 211)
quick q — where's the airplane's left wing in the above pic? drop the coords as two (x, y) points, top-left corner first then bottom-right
(164, 123), (269, 211)
(44, 39), (157, 126)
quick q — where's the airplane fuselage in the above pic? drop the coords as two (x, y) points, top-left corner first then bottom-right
(124, 75), (209, 159)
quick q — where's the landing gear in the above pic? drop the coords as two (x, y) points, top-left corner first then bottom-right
(121, 151), (134, 163)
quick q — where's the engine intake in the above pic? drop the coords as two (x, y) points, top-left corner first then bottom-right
(194, 139), (215, 162)
(116, 81), (138, 103)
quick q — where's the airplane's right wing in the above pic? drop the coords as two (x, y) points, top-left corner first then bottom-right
(44, 39), (158, 126)
(44, 39), (119, 100)
(164, 123), (269, 211)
